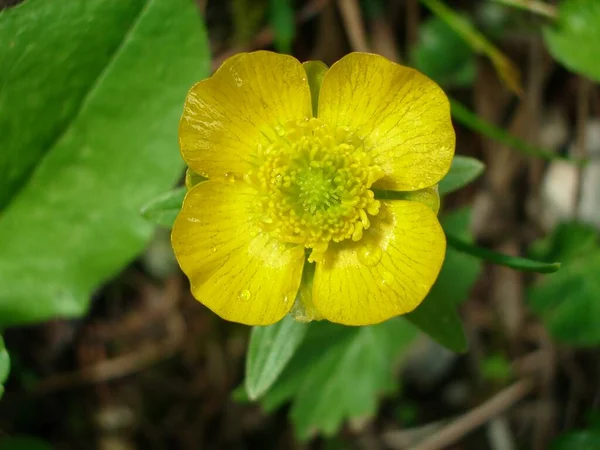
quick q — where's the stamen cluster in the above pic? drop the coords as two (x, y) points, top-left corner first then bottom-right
(247, 118), (384, 261)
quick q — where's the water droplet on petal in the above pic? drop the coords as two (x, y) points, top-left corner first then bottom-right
(357, 245), (382, 267)
(224, 172), (236, 182)
(381, 271), (394, 286)
(238, 290), (252, 301)
(211, 246), (217, 253)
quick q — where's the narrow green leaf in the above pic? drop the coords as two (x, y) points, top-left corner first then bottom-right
(492, 0), (557, 19)
(447, 234), (561, 273)
(0, 336), (10, 399)
(269, 0), (295, 54)
(438, 156), (485, 195)
(245, 315), (309, 400)
(141, 187), (186, 228)
(0, 0), (210, 326)
(543, 0), (600, 82)
(420, 0), (522, 94)
(407, 208), (481, 352)
(450, 99), (582, 163)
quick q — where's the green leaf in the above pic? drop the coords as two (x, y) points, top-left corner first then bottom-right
(528, 222), (600, 346)
(0, 438), (53, 450)
(412, 15), (476, 87)
(259, 320), (418, 440)
(447, 235), (561, 274)
(269, 0), (295, 54)
(407, 208), (481, 352)
(0, 336), (10, 399)
(543, 0), (600, 82)
(245, 315), (309, 400)
(141, 187), (186, 228)
(0, 0), (210, 326)
(450, 99), (581, 163)
(438, 156), (485, 196)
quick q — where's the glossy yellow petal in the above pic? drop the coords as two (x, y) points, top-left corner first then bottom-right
(318, 52), (455, 191)
(172, 180), (305, 325)
(302, 60), (328, 116)
(376, 185), (440, 214)
(312, 200), (446, 325)
(179, 51), (312, 181)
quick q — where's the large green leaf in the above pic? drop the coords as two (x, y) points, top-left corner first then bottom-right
(0, 336), (9, 399)
(543, 0), (600, 82)
(259, 319), (418, 440)
(528, 222), (600, 346)
(0, 0), (210, 326)
(406, 208), (481, 352)
(245, 315), (309, 400)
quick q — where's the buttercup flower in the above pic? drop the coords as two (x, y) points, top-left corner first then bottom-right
(172, 51), (455, 326)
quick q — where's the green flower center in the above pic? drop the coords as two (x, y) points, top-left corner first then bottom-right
(248, 118), (384, 262)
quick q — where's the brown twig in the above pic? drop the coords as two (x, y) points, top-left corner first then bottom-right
(409, 378), (536, 450)
(32, 312), (185, 394)
(336, 0), (370, 52)
(211, 0), (331, 70)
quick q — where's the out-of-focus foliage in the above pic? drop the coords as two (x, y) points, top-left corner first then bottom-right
(528, 222), (600, 346)
(269, 0), (295, 53)
(411, 15), (476, 87)
(551, 411), (600, 450)
(420, 0), (522, 94)
(0, 437), (53, 450)
(0, 0), (210, 326)
(544, 0), (600, 82)
(257, 319), (418, 440)
(480, 353), (513, 384)
(438, 156), (485, 196)
(407, 208), (482, 352)
(0, 336), (9, 399)
(245, 315), (309, 400)
(450, 100), (573, 163)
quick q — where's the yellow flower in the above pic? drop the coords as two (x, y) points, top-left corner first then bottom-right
(172, 51), (455, 326)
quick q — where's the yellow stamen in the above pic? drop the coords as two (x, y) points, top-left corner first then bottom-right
(247, 118), (383, 252)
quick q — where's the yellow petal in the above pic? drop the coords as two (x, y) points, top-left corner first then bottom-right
(312, 200), (446, 325)
(179, 51), (312, 181)
(318, 52), (455, 191)
(172, 180), (305, 325)
(376, 185), (440, 214)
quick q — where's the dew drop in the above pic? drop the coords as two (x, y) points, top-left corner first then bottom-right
(224, 172), (236, 182)
(283, 292), (296, 304)
(357, 245), (382, 267)
(381, 270), (394, 286)
(211, 246), (217, 253)
(238, 289), (252, 301)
